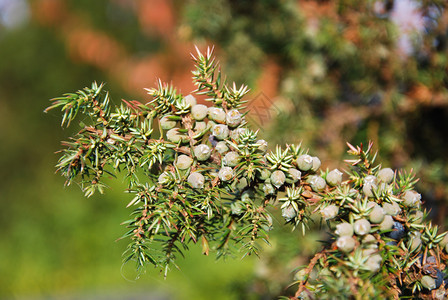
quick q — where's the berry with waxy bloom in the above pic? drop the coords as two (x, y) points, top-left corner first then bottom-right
(257, 169), (271, 181)
(382, 201), (401, 216)
(336, 236), (356, 252)
(296, 154), (313, 171)
(335, 222), (354, 237)
(263, 183), (275, 195)
(191, 104), (208, 120)
(256, 139), (268, 154)
(439, 233), (448, 248)
(435, 269), (444, 289)
(364, 175), (377, 185)
(321, 204), (339, 220)
(230, 128), (246, 142)
(308, 175), (326, 192)
(363, 183), (377, 198)
(224, 151), (240, 167)
(363, 234), (378, 249)
(286, 168), (301, 184)
(187, 172), (205, 189)
(311, 156), (321, 172)
(160, 115), (177, 130)
(218, 167), (234, 182)
(212, 124), (229, 140)
(402, 190), (421, 207)
(231, 201), (244, 215)
(365, 254), (382, 272)
(194, 144), (211, 161)
(175, 155), (193, 170)
(379, 215), (395, 231)
(194, 121), (207, 133)
(208, 107), (226, 123)
(409, 236), (422, 252)
(421, 275), (436, 290)
(378, 168), (394, 183)
(166, 128), (186, 143)
(282, 205), (297, 222)
(158, 172), (170, 184)
(225, 109), (243, 127)
(354, 219), (371, 236)
(326, 169), (343, 186)
(215, 141), (229, 154)
(388, 222), (406, 240)
(183, 94), (196, 107)
(271, 170), (286, 188)
(369, 205), (385, 224)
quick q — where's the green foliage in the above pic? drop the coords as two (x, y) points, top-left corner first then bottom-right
(48, 49), (448, 298)
(182, 0), (448, 221)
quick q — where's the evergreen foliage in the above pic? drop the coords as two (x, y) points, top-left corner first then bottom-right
(47, 48), (448, 299)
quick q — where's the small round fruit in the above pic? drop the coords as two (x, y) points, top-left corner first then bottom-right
(309, 175), (326, 192)
(286, 168), (301, 184)
(402, 190), (421, 208)
(226, 109), (243, 127)
(354, 219), (371, 236)
(256, 139), (268, 154)
(160, 115), (177, 130)
(175, 155), (193, 170)
(282, 205), (297, 222)
(409, 237), (422, 252)
(365, 254), (382, 272)
(208, 107), (226, 123)
(335, 223), (354, 237)
(379, 215), (394, 231)
(388, 222), (406, 240)
(364, 175), (377, 185)
(321, 205), (339, 220)
(166, 128), (186, 143)
(336, 236), (356, 252)
(215, 141), (229, 154)
(363, 234), (378, 249)
(191, 104), (208, 121)
(382, 202), (401, 216)
(224, 151), (240, 167)
(187, 172), (205, 189)
(218, 167), (234, 182)
(369, 205), (385, 224)
(421, 275), (436, 290)
(194, 121), (207, 133)
(410, 210), (424, 224)
(230, 128), (246, 142)
(257, 169), (271, 181)
(363, 183), (377, 198)
(439, 233), (448, 248)
(212, 124), (229, 140)
(326, 169), (343, 186)
(158, 172), (170, 184)
(296, 154), (313, 171)
(271, 170), (286, 188)
(378, 168), (394, 183)
(194, 144), (212, 161)
(263, 183), (275, 195)
(435, 269), (444, 289)
(311, 156), (321, 172)
(184, 94), (197, 107)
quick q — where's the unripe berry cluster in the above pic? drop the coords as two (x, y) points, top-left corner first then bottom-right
(48, 50), (448, 300)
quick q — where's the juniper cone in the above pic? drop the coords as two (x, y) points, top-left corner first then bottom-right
(46, 48), (448, 299)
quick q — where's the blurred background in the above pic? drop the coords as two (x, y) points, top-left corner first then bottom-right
(0, 0), (447, 299)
